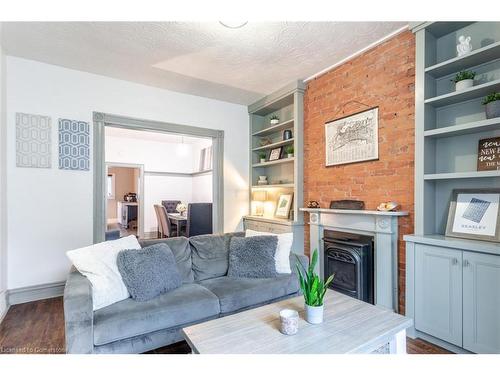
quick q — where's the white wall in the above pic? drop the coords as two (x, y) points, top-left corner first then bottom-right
(6, 56), (249, 289)
(0, 24), (8, 318)
(192, 173), (213, 203)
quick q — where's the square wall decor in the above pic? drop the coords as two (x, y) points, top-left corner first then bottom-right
(58, 118), (90, 171)
(16, 112), (52, 168)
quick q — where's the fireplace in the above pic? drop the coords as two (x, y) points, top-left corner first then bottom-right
(323, 230), (374, 304)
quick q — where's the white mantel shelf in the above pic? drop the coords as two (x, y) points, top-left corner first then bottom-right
(300, 207), (408, 312)
(300, 208), (408, 216)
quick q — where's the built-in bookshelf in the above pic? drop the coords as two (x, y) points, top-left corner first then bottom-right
(411, 21), (500, 237)
(245, 81), (305, 252)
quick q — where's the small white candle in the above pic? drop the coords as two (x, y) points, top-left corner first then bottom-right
(280, 309), (299, 335)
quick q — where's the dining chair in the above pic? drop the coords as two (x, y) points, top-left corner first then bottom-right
(154, 204), (176, 238)
(186, 203), (213, 237)
(161, 200), (181, 213)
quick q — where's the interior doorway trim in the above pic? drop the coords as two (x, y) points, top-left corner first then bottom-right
(93, 112), (224, 244)
(106, 162), (145, 239)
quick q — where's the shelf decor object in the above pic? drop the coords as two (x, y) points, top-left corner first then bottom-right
(246, 81), (305, 253)
(325, 107), (379, 166)
(477, 136), (500, 171)
(16, 112), (52, 168)
(405, 21), (500, 354)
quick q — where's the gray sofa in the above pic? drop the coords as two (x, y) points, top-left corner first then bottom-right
(63, 232), (308, 354)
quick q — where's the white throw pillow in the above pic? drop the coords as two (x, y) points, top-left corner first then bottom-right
(66, 235), (141, 310)
(245, 229), (293, 274)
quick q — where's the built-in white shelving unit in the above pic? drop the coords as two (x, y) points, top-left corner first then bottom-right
(244, 81), (305, 253)
(405, 22), (500, 354)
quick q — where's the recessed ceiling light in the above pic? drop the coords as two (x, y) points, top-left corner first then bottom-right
(219, 21), (248, 29)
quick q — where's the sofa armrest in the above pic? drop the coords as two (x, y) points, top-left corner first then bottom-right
(63, 269), (94, 354)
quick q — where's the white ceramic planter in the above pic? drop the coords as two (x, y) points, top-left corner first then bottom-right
(485, 100), (500, 119)
(287, 153), (294, 158)
(305, 304), (324, 324)
(260, 158), (266, 163)
(270, 119), (279, 125)
(455, 79), (473, 91)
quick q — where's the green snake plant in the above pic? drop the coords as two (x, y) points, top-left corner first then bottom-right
(296, 249), (334, 307)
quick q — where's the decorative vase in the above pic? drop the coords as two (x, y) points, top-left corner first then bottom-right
(283, 129), (293, 140)
(485, 100), (500, 119)
(455, 79), (473, 91)
(305, 304), (324, 324)
(257, 175), (268, 185)
(270, 119), (279, 125)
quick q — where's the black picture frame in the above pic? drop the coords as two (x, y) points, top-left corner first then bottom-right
(268, 146), (283, 161)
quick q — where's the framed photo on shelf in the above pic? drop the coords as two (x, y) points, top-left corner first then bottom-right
(325, 107), (379, 166)
(445, 188), (500, 243)
(275, 193), (293, 219)
(268, 146), (283, 161)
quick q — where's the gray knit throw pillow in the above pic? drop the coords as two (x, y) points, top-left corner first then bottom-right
(117, 243), (182, 301)
(227, 235), (278, 278)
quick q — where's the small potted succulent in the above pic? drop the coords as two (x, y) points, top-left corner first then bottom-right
(270, 114), (280, 125)
(483, 92), (500, 119)
(452, 70), (476, 91)
(296, 249), (334, 324)
(258, 151), (267, 163)
(285, 145), (294, 158)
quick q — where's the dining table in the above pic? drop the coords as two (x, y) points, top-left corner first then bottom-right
(167, 212), (187, 235)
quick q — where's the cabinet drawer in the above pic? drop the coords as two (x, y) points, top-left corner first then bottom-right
(244, 219), (291, 234)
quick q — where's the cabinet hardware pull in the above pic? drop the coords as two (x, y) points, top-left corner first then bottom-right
(452, 258), (458, 265)
(463, 260), (470, 267)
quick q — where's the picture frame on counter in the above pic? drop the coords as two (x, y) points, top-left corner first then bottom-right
(275, 193), (293, 219)
(445, 188), (500, 243)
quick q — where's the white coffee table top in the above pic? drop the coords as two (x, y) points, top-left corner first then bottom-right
(182, 290), (413, 354)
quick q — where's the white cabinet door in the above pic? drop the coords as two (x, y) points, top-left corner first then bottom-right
(463, 251), (500, 353)
(415, 244), (463, 346)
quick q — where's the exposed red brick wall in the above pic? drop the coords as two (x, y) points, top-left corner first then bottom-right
(303, 31), (415, 313)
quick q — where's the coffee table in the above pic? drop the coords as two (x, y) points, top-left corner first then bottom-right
(182, 290), (413, 354)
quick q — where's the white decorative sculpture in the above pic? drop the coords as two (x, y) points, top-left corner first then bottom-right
(457, 35), (472, 57)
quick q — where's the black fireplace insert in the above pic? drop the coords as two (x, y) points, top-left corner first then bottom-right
(323, 230), (374, 304)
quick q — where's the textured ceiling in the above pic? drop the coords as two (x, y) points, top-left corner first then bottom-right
(2, 22), (407, 105)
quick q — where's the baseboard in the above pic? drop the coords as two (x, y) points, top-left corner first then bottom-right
(414, 330), (472, 354)
(0, 290), (8, 324)
(7, 281), (66, 306)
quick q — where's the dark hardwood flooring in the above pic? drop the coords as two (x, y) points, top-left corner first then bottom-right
(0, 297), (451, 354)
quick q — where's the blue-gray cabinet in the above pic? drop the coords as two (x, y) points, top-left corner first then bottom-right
(414, 245), (463, 346)
(463, 251), (500, 354)
(406, 235), (500, 353)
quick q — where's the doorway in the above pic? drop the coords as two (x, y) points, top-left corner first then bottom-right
(105, 162), (145, 239)
(93, 112), (224, 244)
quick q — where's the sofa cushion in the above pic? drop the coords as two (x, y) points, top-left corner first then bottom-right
(93, 283), (219, 346)
(198, 274), (299, 314)
(117, 243), (182, 302)
(227, 235), (278, 278)
(139, 237), (194, 283)
(190, 232), (244, 281)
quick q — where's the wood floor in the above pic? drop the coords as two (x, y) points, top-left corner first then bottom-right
(0, 297), (451, 354)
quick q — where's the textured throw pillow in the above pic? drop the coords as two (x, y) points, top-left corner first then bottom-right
(117, 243), (182, 302)
(228, 235), (278, 278)
(66, 235), (141, 310)
(245, 229), (293, 274)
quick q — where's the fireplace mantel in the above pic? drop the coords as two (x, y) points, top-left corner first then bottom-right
(300, 208), (408, 311)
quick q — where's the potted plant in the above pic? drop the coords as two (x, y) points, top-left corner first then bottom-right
(270, 114), (280, 125)
(285, 145), (294, 158)
(296, 249), (334, 324)
(451, 70), (476, 91)
(258, 151), (267, 163)
(482, 92), (500, 119)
